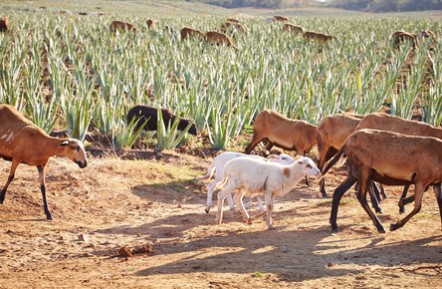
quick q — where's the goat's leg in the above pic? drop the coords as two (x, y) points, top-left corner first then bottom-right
(244, 130), (264, 154)
(390, 183), (424, 231)
(398, 184), (411, 214)
(37, 165), (52, 220)
(357, 172), (385, 233)
(368, 181), (382, 213)
(205, 180), (217, 213)
(233, 191), (251, 225)
(317, 145), (338, 198)
(215, 189), (231, 225)
(0, 161), (19, 204)
(264, 192), (276, 230)
(330, 174), (357, 232)
(433, 184), (442, 230)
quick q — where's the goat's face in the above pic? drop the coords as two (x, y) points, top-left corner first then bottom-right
(61, 139), (88, 168)
(297, 157), (321, 178)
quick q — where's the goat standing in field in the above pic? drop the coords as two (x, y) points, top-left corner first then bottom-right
(215, 156), (321, 230)
(0, 104), (88, 220)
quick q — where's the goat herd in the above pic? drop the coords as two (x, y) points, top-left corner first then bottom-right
(0, 103), (441, 235)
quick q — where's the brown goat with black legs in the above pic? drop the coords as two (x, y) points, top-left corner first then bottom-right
(127, 105), (197, 136)
(316, 113), (364, 197)
(356, 112), (442, 213)
(0, 104), (88, 220)
(322, 129), (442, 233)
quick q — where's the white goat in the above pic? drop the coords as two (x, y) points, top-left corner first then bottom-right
(215, 156), (321, 230)
(197, 152), (294, 213)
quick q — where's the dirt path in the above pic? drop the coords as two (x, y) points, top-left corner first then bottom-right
(0, 153), (441, 288)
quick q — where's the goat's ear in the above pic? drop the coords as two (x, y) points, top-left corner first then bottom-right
(60, 140), (69, 146)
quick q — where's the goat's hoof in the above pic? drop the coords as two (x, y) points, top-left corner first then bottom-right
(375, 208), (383, 214)
(321, 193), (328, 198)
(377, 226), (386, 233)
(399, 208), (405, 214)
(46, 215), (53, 221)
(267, 225), (275, 230)
(390, 223), (399, 231)
(205, 208), (210, 214)
(247, 218), (253, 225)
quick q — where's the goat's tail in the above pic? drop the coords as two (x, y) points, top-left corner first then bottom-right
(196, 161), (216, 181)
(214, 176), (228, 191)
(321, 145), (346, 176)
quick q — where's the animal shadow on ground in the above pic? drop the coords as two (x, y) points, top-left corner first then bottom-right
(131, 180), (204, 206)
(133, 228), (442, 282)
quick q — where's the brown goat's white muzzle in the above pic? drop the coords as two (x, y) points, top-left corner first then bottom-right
(76, 160), (87, 169)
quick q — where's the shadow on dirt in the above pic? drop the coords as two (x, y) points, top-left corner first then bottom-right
(132, 227), (442, 282)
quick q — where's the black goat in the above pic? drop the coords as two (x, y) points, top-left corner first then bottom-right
(127, 105), (197, 136)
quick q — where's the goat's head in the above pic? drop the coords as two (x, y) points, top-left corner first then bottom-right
(60, 139), (88, 168)
(267, 153), (294, 165)
(296, 156), (321, 178)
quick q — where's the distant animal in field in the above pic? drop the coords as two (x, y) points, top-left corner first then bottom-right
(220, 21), (246, 34)
(127, 105), (197, 136)
(273, 15), (289, 22)
(0, 16), (9, 33)
(204, 31), (238, 50)
(392, 30), (436, 49)
(146, 19), (156, 29)
(303, 31), (337, 42)
(180, 27), (204, 41)
(110, 20), (137, 33)
(283, 23), (304, 35)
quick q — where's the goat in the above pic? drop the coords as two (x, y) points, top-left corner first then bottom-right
(225, 18), (240, 24)
(197, 152), (294, 213)
(245, 109), (317, 156)
(126, 105), (197, 136)
(110, 20), (137, 33)
(204, 31), (238, 50)
(316, 113), (364, 197)
(215, 156), (321, 230)
(283, 23), (304, 35)
(392, 30), (436, 49)
(146, 19), (156, 29)
(220, 21), (246, 34)
(180, 27), (204, 41)
(322, 129), (442, 233)
(245, 109), (317, 187)
(0, 104), (88, 220)
(303, 31), (337, 42)
(0, 16), (9, 33)
(273, 15), (289, 22)
(357, 112), (442, 213)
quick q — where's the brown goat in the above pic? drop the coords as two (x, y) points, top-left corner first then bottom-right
(323, 129), (442, 233)
(273, 15), (289, 22)
(392, 30), (436, 49)
(226, 18), (241, 24)
(356, 112), (442, 213)
(0, 104), (88, 220)
(204, 31), (238, 50)
(180, 27), (204, 41)
(110, 20), (137, 33)
(220, 21), (246, 34)
(283, 23), (304, 35)
(146, 19), (156, 29)
(0, 16), (9, 33)
(316, 113), (364, 197)
(303, 31), (337, 42)
(245, 110), (317, 156)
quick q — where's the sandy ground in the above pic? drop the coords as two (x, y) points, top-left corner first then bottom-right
(0, 151), (441, 289)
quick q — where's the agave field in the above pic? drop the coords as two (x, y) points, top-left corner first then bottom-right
(0, 6), (441, 152)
